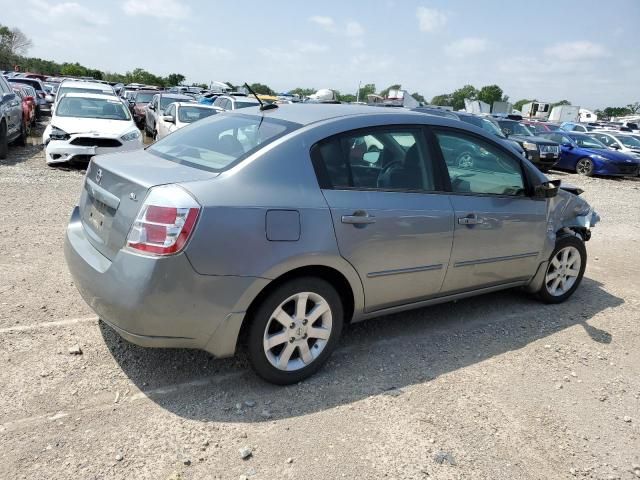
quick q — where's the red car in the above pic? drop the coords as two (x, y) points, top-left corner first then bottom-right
(12, 86), (36, 136)
(521, 120), (561, 135)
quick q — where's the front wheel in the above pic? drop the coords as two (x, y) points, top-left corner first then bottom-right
(536, 235), (587, 304)
(247, 278), (343, 385)
(0, 121), (7, 159)
(576, 157), (594, 176)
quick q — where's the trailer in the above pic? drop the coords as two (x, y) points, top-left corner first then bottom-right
(549, 105), (580, 123)
(464, 99), (490, 114)
(521, 102), (551, 120)
(491, 101), (513, 115)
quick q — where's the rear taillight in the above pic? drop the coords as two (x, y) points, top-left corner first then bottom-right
(126, 185), (200, 256)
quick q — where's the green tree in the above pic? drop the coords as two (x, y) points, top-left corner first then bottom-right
(513, 99), (533, 112)
(411, 92), (426, 104)
(165, 73), (185, 86)
(289, 87), (316, 98)
(60, 62), (88, 77)
(627, 102), (640, 114)
(451, 84), (478, 110)
(191, 82), (208, 90)
(0, 25), (32, 68)
(430, 93), (453, 107)
(551, 99), (571, 108)
(602, 106), (632, 119)
(379, 84), (401, 98)
(356, 83), (376, 102)
(477, 84), (504, 106)
(249, 83), (274, 95)
(338, 93), (356, 103)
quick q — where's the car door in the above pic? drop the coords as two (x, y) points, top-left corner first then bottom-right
(548, 133), (578, 169)
(312, 126), (454, 312)
(0, 76), (21, 137)
(432, 128), (547, 293)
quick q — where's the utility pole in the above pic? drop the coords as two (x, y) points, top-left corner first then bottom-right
(356, 81), (361, 103)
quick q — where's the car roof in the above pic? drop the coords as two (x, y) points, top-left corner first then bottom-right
(59, 92), (123, 101)
(59, 80), (113, 89)
(159, 93), (193, 99)
(234, 103), (433, 127)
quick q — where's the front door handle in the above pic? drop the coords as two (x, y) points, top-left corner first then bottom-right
(458, 214), (484, 225)
(342, 210), (376, 226)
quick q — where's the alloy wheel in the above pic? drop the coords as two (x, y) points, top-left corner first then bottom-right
(545, 246), (582, 296)
(263, 291), (333, 371)
(576, 158), (593, 176)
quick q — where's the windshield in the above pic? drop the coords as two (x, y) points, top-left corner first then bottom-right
(614, 135), (640, 148)
(149, 114), (300, 172)
(59, 86), (115, 98)
(234, 101), (259, 109)
(56, 97), (131, 120)
(497, 120), (533, 136)
(160, 96), (188, 110)
(9, 78), (42, 91)
(569, 134), (607, 149)
(460, 116), (505, 138)
(177, 106), (218, 123)
(135, 92), (155, 103)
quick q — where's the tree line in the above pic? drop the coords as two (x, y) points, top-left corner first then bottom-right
(2, 23), (637, 119)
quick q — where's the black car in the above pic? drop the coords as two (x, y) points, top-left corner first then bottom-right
(412, 107), (526, 157)
(495, 119), (560, 172)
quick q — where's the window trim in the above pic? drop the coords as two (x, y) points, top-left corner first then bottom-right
(428, 126), (534, 198)
(310, 124), (448, 194)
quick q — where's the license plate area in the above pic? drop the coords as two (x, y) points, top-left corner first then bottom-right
(82, 196), (115, 243)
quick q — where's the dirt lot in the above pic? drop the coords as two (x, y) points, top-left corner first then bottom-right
(1, 126), (639, 480)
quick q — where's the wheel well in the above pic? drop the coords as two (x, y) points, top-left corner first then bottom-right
(237, 265), (356, 346)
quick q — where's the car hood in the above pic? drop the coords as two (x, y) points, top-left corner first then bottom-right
(510, 134), (558, 145)
(581, 147), (639, 162)
(51, 117), (135, 136)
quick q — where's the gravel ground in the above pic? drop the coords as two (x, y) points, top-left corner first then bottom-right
(1, 126), (639, 480)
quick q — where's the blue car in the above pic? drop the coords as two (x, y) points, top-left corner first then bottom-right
(538, 131), (640, 177)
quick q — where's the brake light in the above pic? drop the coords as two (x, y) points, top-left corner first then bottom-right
(126, 185), (200, 256)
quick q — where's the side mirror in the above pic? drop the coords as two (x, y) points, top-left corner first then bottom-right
(148, 104), (155, 111)
(162, 115), (175, 123)
(534, 179), (560, 199)
(562, 142), (573, 149)
(362, 151), (381, 163)
(610, 144), (620, 150)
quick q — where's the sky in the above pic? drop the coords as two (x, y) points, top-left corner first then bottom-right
(1, 0), (639, 109)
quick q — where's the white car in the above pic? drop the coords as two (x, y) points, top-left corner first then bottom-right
(155, 102), (221, 140)
(212, 94), (260, 111)
(588, 131), (640, 159)
(54, 80), (116, 105)
(43, 93), (143, 165)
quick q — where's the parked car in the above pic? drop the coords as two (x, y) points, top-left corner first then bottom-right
(64, 104), (599, 384)
(12, 86), (35, 137)
(127, 90), (157, 129)
(560, 122), (597, 133)
(144, 93), (193, 138)
(54, 80), (116, 105)
(495, 119), (560, 171)
(212, 94), (260, 111)
(0, 74), (25, 157)
(198, 92), (227, 105)
(7, 76), (52, 117)
(155, 103), (220, 140)
(587, 131), (640, 159)
(521, 120), (561, 135)
(538, 131), (639, 176)
(413, 107), (526, 156)
(43, 93), (143, 165)
(17, 85), (39, 127)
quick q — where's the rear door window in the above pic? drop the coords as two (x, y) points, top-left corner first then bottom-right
(312, 127), (437, 192)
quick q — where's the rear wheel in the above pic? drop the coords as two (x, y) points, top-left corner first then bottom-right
(536, 235), (587, 304)
(0, 121), (7, 159)
(576, 157), (594, 176)
(247, 277), (343, 385)
(15, 121), (27, 147)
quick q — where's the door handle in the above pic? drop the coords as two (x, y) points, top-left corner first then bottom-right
(342, 210), (376, 225)
(458, 214), (484, 225)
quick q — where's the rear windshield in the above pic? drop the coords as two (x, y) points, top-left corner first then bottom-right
(235, 101), (260, 109)
(161, 96), (190, 110)
(178, 106), (218, 123)
(135, 92), (155, 103)
(59, 86), (115, 98)
(149, 113), (300, 172)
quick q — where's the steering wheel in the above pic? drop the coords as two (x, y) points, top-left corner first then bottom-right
(455, 151), (474, 168)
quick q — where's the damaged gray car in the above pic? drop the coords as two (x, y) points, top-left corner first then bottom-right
(65, 104), (599, 384)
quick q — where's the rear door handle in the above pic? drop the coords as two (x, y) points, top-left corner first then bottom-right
(458, 214), (484, 225)
(342, 210), (376, 225)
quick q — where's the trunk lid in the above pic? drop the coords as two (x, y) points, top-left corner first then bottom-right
(79, 149), (217, 260)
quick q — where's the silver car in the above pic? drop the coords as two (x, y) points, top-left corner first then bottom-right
(65, 104), (599, 384)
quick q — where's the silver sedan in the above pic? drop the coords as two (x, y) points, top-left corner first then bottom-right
(65, 104), (599, 384)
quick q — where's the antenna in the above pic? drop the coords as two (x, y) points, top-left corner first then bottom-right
(244, 83), (278, 111)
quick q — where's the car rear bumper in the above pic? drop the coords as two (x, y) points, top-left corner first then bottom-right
(64, 206), (268, 357)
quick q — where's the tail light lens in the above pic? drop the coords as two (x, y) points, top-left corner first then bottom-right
(126, 185), (200, 256)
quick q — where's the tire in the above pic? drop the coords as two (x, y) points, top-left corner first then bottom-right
(536, 235), (587, 304)
(0, 121), (7, 160)
(15, 122), (27, 147)
(247, 277), (344, 385)
(575, 157), (594, 176)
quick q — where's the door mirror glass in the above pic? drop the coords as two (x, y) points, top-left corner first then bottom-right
(362, 151), (381, 164)
(611, 144), (620, 150)
(534, 179), (560, 198)
(162, 115), (175, 123)
(562, 142), (573, 149)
